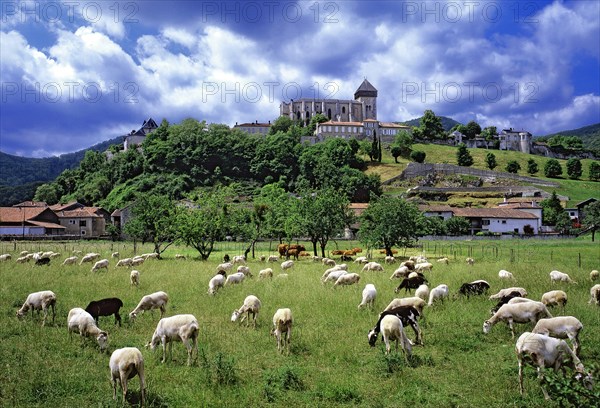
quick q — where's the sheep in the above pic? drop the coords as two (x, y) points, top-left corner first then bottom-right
(130, 270), (140, 287)
(0, 253), (12, 261)
(322, 257), (336, 266)
(489, 287), (528, 300)
(389, 266), (409, 280)
(267, 255), (279, 262)
(483, 301), (552, 338)
(458, 280), (490, 298)
(589, 284), (600, 305)
(354, 256), (369, 264)
(516, 331), (592, 400)
(116, 258), (133, 267)
(428, 284), (449, 306)
(549, 270), (576, 284)
(16, 256), (29, 263)
(91, 259), (109, 272)
(541, 290), (567, 310)
(109, 347), (146, 406)
(79, 252), (100, 265)
(385, 256), (395, 264)
(384, 297), (427, 317)
(225, 272), (246, 286)
(62, 256), (78, 265)
(498, 269), (515, 280)
(322, 270), (347, 284)
(237, 265), (253, 277)
(258, 268), (273, 279)
(19, 251), (29, 256)
(16, 290), (56, 326)
(400, 260), (415, 270)
(375, 315), (412, 361)
(208, 274), (226, 295)
(334, 272), (361, 287)
(361, 261), (384, 272)
(232, 255), (246, 265)
(271, 308), (293, 354)
(437, 257), (449, 264)
(414, 262), (433, 273)
(141, 252), (159, 260)
(490, 290), (524, 315)
(358, 284), (377, 309)
(111, 252), (120, 258)
(368, 305), (422, 346)
(311, 255), (322, 262)
(67, 307), (109, 351)
(85, 297), (124, 326)
(395, 275), (428, 294)
(129, 291), (169, 322)
(131, 256), (145, 266)
(466, 257), (475, 266)
(321, 265), (346, 282)
(231, 295), (261, 327)
(415, 284), (430, 302)
(148, 314), (199, 365)
(532, 316), (583, 356)
(34, 257), (50, 266)
(175, 254), (187, 260)
(281, 260), (294, 272)
(590, 270), (599, 281)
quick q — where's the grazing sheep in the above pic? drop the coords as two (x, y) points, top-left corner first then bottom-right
(231, 295), (261, 327)
(437, 257), (449, 264)
(130, 270), (140, 287)
(85, 298), (124, 326)
(389, 266), (410, 280)
(321, 265), (346, 282)
(354, 256), (369, 264)
(498, 270), (515, 280)
(258, 268), (273, 279)
(466, 257), (475, 266)
(208, 274), (226, 295)
(16, 290), (56, 326)
(225, 272), (246, 286)
(368, 305), (422, 346)
(322, 270), (347, 285)
(232, 255), (246, 265)
(384, 297), (427, 317)
(358, 284), (377, 309)
(589, 284), (600, 305)
(385, 256), (395, 264)
(111, 252), (120, 258)
(483, 301), (552, 338)
(376, 315), (412, 361)
(271, 308), (293, 354)
(16, 256), (29, 263)
(516, 332), (592, 400)
(549, 270), (576, 284)
(541, 290), (567, 310)
(34, 257), (51, 266)
(322, 257), (336, 267)
(532, 316), (583, 356)
(141, 252), (159, 260)
(131, 256), (145, 266)
(129, 291), (169, 322)
(281, 260), (294, 272)
(148, 314), (199, 365)
(109, 347), (146, 406)
(0, 253), (12, 261)
(414, 262), (433, 273)
(400, 260), (415, 270)
(458, 280), (490, 297)
(80, 252), (100, 265)
(489, 287), (528, 300)
(67, 307), (108, 351)
(311, 255), (322, 262)
(116, 258), (133, 267)
(428, 284), (449, 306)
(334, 272), (361, 287)
(490, 290), (524, 315)
(395, 275), (428, 294)
(91, 259), (109, 272)
(590, 270), (599, 281)
(415, 284), (430, 302)
(361, 262), (384, 272)
(237, 265), (253, 277)
(62, 256), (78, 265)
(267, 255), (279, 262)
(175, 254), (187, 260)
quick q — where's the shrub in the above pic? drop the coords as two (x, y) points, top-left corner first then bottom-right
(566, 158), (582, 179)
(485, 152), (497, 170)
(505, 160), (521, 174)
(456, 144), (474, 167)
(527, 158), (538, 175)
(589, 161), (600, 181)
(544, 159), (563, 178)
(410, 150), (426, 163)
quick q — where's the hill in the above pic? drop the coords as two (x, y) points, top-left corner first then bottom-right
(541, 123), (600, 151)
(400, 116), (462, 131)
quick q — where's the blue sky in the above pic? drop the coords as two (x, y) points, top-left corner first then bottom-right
(1, 0), (599, 157)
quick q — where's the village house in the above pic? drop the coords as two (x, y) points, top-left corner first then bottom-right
(233, 121), (272, 135)
(123, 118), (158, 151)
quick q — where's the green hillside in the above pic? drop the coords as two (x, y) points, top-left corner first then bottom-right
(400, 116), (461, 131)
(541, 122), (600, 150)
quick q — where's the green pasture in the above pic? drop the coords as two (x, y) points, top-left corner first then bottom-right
(1, 238), (599, 407)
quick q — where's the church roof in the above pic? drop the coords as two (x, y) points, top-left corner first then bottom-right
(354, 79), (378, 98)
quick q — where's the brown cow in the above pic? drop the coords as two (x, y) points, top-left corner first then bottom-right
(278, 244), (289, 258)
(331, 250), (344, 256)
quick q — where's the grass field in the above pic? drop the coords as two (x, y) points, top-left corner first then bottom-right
(1, 238), (599, 407)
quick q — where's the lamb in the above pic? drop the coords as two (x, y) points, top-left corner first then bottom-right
(384, 297), (427, 317)
(85, 297), (124, 326)
(589, 284), (600, 305)
(483, 301), (552, 338)
(358, 284), (377, 309)
(281, 260), (294, 271)
(208, 274), (226, 295)
(129, 291), (169, 322)
(415, 284), (430, 302)
(237, 265), (253, 277)
(590, 270), (599, 281)
(148, 314), (199, 365)
(466, 257), (475, 266)
(428, 284), (449, 306)
(361, 261), (384, 272)
(498, 269), (515, 280)
(394, 275), (428, 294)
(91, 259), (109, 272)
(62, 256), (78, 265)
(490, 290), (524, 315)
(322, 270), (347, 284)
(541, 290), (568, 310)
(79, 252), (100, 264)
(231, 295), (261, 327)
(109, 347), (146, 406)
(489, 287), (528, 300)
(271, 308), (293, 354)
(373, 315), (412, 361)
(389, 266), (409, 280)
(130, 270), (140, 286)
(67, 307), (109, 351)
(549, 270), (576, 284)
(225, 272), (246, 285)
(368, 305), (422, 346)
(516, 331), (592, 400)
(116, 258), (133, 267)
(16, 290), (57, 326)
(311, 255), (322, 262)
(333, 272), (361, 287)
(258, 268), (273, 279)
(532, 316), (583, 356)
(458, 280), (490, 297)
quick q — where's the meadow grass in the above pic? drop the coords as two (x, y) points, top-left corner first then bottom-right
(1, 238), (599, 407)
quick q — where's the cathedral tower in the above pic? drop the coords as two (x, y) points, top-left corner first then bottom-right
(354, 79), (378, 120)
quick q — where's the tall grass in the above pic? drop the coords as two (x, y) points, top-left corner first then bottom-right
(1, 239), (599, 407)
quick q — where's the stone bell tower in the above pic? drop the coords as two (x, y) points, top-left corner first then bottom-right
(354, 79), (378, 121)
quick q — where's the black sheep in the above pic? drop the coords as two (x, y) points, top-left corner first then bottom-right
(458, 280), (490, 298)
(489, 291), (525, 315)
(394, 275), (428, 294)
(85, 297), (124, 326)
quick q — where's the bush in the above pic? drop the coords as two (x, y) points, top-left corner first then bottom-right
(566, 158), (582, 179)
(589, 161), (600, 181)
(505, 160), (521, 174)
(544, 159), (563, 178)
(410, 150), (426, 163)
(456, 144), (474, 167)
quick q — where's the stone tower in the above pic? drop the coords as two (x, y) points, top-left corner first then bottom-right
(354, 79), (378, 120)
(519, 132), (531, 154)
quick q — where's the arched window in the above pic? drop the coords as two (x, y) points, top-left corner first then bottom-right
(342, 106), (346, 114)
(327, 108), (332, 119)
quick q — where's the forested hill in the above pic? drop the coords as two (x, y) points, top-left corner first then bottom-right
(400, 116), (461, 131)
(0, 136), (123, 186)
(541, 123), (600, 151)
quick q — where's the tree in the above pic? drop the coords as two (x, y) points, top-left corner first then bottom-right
(456, 144), (474, 167)
(394, 130), (413, 156)
(425, 217), (447, 236)
(544, 159), (563, 178)
(358, 196), (426, 256)
(582, 201), (600, 242)
(481, 126), (497, 141)
(485, 152), (497, 170)
(505, 160), (521, 174)
(268, 116), (293, 135)
(527, 158), (539, 175)
(589, 162), (600, 181)
(391, 146), (402, 163)
(566, 158), (582, 179)
(410, 150), (426, 163)
(255, 182), (292, 244)
(464, 120), (482, 139)
(539, 191), (564, 226)
(445, 217), (471, 235)
(555, 211), (573, 235)
(416, 110), (444, 140)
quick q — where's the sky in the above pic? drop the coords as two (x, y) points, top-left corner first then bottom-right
(1, 0), (599, 158)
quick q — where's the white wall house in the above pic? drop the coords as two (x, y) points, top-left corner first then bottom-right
(452, 208), (540, 235)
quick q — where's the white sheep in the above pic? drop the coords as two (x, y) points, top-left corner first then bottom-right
(131, 256), (145, 266)
(109, 347), (146, 406)
(415, 262), (433, 273)
(91, 259), (109, 272)
(208, 274), (226, 295)
(67, 307), (108, 351)
(62, 256), (78, 265)
(466, 257), (475, 266)
(175, 254), (187, 260)
(532, 316), (583, 356)
(267, 255), (279, 262)
(358, 284), (377, 309)
(16, 256), (29, 263)
(415, 284), (430, 302)
(428, 284), (449, 306)
(437, 257), (449, 264)
(589, 284), (600, 305)
(322, 257), (336, 266)
(389, 266), (409, 280)
(354, 256), (369, 264)
(79, 252), (100, 264)
(321, 265), (346, 282)
(384, 297), (427, 316)
(129, 291), (169, 322)
(258, 268), (273, 279)
(333, 272), (361, 287)
(322, 270), (347, 284)
(130, 270), (140, 287)
(225, 272), (246, 285)
(379, 314), (412, 362)
(141, 252), (159, 260)
(516, 331), (591, 400)
(148, 314), (199, 365)
(231, 295), (261, 327)
(361, 261), (383, 272)
(281, 260), (294, 271)
(400, 260), (415, 270)
(385, 256), (395, 264)
(489, 287), (528, 300)
(549, 270), (576, 284)
(271, 308), (293, 354)
(232, 255), (246, 264)
(498, 269), (515, 280)
(111, 252), (120, 258)
(540, 290), (567, 310)
(590, 270), (599, 281)
(0, 253), (12, 261)
(237, 265), (253, 277)
(16, 290), (57, 326)
(483, 301), (552, 338)
(311, 255), (323, 262)
(116, 258), (133, 267)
